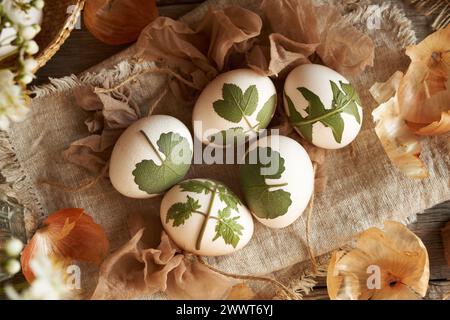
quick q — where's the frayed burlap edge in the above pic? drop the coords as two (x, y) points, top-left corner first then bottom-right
(0, 131), (43, 238)
(0, 1), (422, 298)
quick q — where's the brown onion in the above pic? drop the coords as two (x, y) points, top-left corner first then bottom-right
(84, 0), (158, 45)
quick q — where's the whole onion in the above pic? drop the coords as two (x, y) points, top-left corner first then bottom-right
(84, 0), (158, 45)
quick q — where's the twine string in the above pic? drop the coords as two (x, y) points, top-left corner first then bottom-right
(94, 66), (201, 94)
(196, 255), (300, 300)
(305, 162), (318, 274)
(38, 162), (109, 193)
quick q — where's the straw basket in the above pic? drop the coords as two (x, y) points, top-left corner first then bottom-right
(0, 0), (85, 70)
(34, 0), (85, 69)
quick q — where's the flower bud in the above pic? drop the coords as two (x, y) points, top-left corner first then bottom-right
(18, 73), (34, 85)
(21, 25), (41, 40)
(33, 0), (45, 10)
(5, 238), (24, 257)
(23, 58), (38, 72)
(3, 259), (21, 275)
(25, 40), (39, 55)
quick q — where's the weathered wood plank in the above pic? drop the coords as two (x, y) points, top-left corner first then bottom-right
(24, 0), (450, 300)
(302, 280), (450, 300)
(35, 3), (200, 84)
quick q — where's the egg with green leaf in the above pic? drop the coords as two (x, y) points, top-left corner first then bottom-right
(284, 64), (363, 149)
(160, 179), (254, 256)
(239, 135), (314, 229)
(193, 69), (277, 147)
(109, 115), (193, 199)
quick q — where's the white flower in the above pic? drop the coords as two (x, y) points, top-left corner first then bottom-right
(3, 258), (21, 275)
(2, 0), (38, 26)
(22, 57), (38, 71)
(20, 24), (40, 40)
(0, 69), (29, 129)
(24, 40), (39, 54)
(33, 0), (44, 10)
(4, 238), (24, 256)
(5, 255), (74, 300)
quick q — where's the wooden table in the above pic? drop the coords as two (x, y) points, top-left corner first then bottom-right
(34, 0), (450, 300)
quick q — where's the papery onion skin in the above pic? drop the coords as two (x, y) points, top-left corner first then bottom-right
(327, 221), (429, 300)
(84, 0), (159, 45)
(21, 208), (109, 283)
(398, 27), (450, 125)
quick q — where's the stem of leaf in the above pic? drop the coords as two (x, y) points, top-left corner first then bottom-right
(196, 185), (217, 250)
(267, 183), (288, 188)
(242, 115), (257, 133)
(292, 97), (355, 126)
(139, 130), (164, 164)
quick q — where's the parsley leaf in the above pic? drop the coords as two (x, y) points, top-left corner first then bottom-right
(179, 180), (215, 194)
(212, 207), (244, 248)
(286, 80), (361, 144)
(240, 147), (292, 219)
(132, 131), (192, 195)
(166, 196), (201, 227)
(165, 179), (245, 250)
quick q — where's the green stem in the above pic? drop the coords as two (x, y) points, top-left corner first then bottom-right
(139, 130), (164, 164)
(195, 185), (217, 250)
(292, 97), (354, 126)
(266, 183), (288, 188)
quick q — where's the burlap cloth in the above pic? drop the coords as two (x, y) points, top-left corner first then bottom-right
(2, 0), (449, 298)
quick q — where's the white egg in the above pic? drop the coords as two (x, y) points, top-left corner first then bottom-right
(239, 135), (314, 228)
(109, 115), (193, 199)
(160, 179), (254, 256)
(193, 69), (277, 147)
(284, 64), (363, 149)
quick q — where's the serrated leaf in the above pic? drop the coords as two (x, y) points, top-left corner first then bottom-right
(286, 80), (361, 144)
(213, 83), (258, 124)
(208, 127), (246, 146)
(179, 180), (214, 194)
(240, 147), (292, 219)
(166, 196), (201, 227)
(256, 94), (277, 129)
(217, 184), (240, 211)
(132, 131), (192, 194)
(212, 207), (244, 248)
(285, 94), (312, 142)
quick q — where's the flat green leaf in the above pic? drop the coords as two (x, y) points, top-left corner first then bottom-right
(286, 80), (361, 144)
(240, 147), (292, 219)
(285, 94), (313, 142)
(212, 207), (244, 248)
(133, 131), (192, 194)
(166, 196), (201, 227)
(216, 184), (240, 211)
(213, 83), (258, 124)
(179, 180), (214, 194)
(256, 94), (276, 129)
(207, 127), (246, 146)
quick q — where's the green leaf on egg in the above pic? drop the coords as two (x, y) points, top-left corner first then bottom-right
(166, 195), (201, 227)
(207, 127), (246, 146)
(212, 84), (276, 131)
(240, 147), (292, 219)
(286, 80), (361, 144)
(216, 183), (240, 211)
(132, 131), (192, 195)
(256, 94), (277, 129)
(213, 83), (258, 124)
(179, 179), (215, 194)
(212, 207), (244, 248)
(166, 179), (245, 249)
